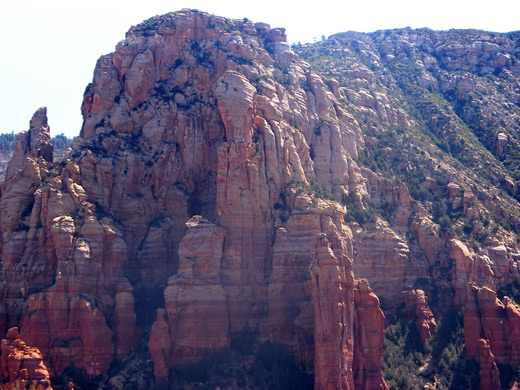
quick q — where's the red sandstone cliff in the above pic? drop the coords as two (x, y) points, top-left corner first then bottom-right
(464, 284), (520, 389)
(3, 8), (520, 390)
(402, 288), (436, 343)
(353, 280), (388, 390)
(0, 9), (384, 390)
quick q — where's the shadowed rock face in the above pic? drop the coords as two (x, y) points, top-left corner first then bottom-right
(0, 9), (384, 390)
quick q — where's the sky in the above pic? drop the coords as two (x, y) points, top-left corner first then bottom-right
(1, 0), (519, 138)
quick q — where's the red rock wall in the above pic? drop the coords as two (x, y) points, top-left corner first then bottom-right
(0, 10), (386, 390)
(402, 288), (436, 343)
(478, 339), (501, 390)
(465, 285), (520, 389)
(162, 217), (230, 365)
(353, 280), (388, 390)
(309, 229), (355, 389)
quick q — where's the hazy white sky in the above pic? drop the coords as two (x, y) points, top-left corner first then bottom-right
(1, 0), (519, 138)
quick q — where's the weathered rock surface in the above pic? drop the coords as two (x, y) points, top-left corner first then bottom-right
(4, 8), (520, 390)
(402, 288), (436, 343)
(159, 216), (229, 365)
(0, 327), (53, 389)
(1, 107), (136, 378)
(353, 279), (388, 390)
(4, 107), (53, 182)
(310, 232), (355, 390)
(296, 26), (520, 389)
(0, 132), (72, 184)
(0, 9), (384, 390)
(464, 284), (520, 389)
(351, 220), (413, 304)
(148, 308), (171, 379)
(478, 338), (501, 390)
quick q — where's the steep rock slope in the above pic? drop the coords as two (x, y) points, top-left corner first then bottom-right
(0, 10), (386, 390)
(297, 28), (520, 389)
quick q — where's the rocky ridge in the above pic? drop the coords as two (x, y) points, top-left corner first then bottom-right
(0, 131), (73, 182)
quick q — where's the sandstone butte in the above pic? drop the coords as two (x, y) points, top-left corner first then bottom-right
(1, 8), (520, 390)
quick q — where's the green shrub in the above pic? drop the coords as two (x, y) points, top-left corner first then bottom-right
(429, 310), (475, 389)
(382, 320), (426, 390)
(438, 214), (452, 232)
(344, 203), (378, 225)
(287, 179), (335, 200)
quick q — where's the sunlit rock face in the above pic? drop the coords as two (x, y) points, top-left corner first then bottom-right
(0, 9), (384, 390)
(5, 8), (520, 390)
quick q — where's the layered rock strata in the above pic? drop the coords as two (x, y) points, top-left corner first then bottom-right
(464, 285), (520, 389)
(0, 110), (135, 377)
(149, 216), (229, 368)
(464, 285), (520, 366)
(353, 279), (388, 390)
(6, 8), (520, 390)
(295, 24), (520, 388)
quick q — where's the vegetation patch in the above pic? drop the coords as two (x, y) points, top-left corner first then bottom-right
(287, 178), (336, 200)
(344, 200), (379, 225)
(382, 310), (479, 390)
(133, 19), (162, 36)
(382, 320), (428, 390)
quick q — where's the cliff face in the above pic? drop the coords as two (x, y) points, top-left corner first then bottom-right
(297, 28), (520, 304)
(0, 9), (384, 390)
(2, 9), (520, 390)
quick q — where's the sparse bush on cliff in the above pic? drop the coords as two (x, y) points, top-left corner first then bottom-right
(287, 178), (336, 200)
(344, 202), (379, 225)
(133, 19), (161, 36)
